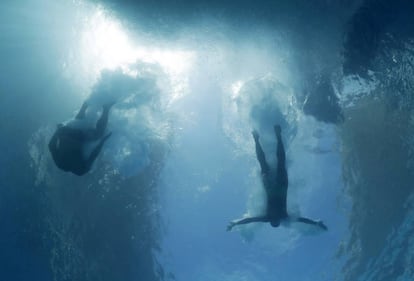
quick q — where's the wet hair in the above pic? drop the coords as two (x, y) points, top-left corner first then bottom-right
(270, 220), (280, 227)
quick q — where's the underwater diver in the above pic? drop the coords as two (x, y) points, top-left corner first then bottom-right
(227, 125), (328, 231)
(48, 101), (114, 176)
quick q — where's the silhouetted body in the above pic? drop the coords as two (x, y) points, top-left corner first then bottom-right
(49, 102), (114, 176)
(227, 125), (327, 231)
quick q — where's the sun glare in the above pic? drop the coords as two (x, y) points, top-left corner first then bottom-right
(231, 80), (244, 98)
(81, 9), (195, 76)
(79, 9), (195, 102)
(82, 10), (136, 70)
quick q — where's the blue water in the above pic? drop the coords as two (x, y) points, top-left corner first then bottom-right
(1, 1), (414, 281)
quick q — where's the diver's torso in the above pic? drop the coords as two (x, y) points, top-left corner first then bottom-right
(263, 172), (288, 219)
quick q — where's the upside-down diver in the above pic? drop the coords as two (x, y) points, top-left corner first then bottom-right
(227, 125), (327, 231)
(49, 101), (114, 176)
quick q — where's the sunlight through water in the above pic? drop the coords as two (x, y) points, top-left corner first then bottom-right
(78, 8), (196, 103)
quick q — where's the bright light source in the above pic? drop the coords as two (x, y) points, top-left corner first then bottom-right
(231, 80), (244, 98)
(79, 9), (196, 102)
(81, 10), (136, 70)
(80, 9), (195, 75)
(135, 49), (195, 75)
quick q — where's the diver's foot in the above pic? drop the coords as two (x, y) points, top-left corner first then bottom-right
(252, 130), (259, 141)
(76, 101), (89, 119)
(226, 221), (236, 232)
(81, 101), (89, 109)
(274, 125), (282, 136)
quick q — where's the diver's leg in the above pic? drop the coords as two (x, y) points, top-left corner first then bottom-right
(274, 125), (288, 187)
(75, 101), (88, 120)
(252, 130), (269, 175)
(94, 102), (115, 139)
(85, 132), (112, 171)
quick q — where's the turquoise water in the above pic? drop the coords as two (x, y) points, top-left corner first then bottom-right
(1, 1), (414, 281)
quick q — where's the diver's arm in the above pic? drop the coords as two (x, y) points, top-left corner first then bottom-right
(227, 216), (268, 231)
(296, 217), (328, 230)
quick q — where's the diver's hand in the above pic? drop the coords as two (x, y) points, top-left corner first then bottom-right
(227, 221), (236, 232)
(316, 220), (328, 231)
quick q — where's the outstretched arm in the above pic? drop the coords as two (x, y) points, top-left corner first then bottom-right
(227, 216), (268, 231)
(296, 217), (328, 231)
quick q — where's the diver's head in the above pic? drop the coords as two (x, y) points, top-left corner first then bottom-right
(270, 220), (280, 227)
